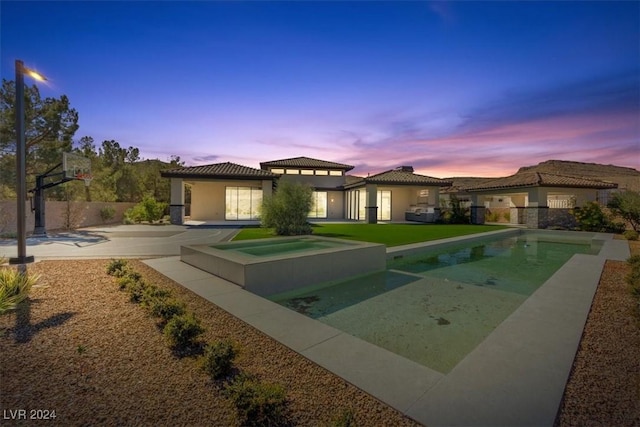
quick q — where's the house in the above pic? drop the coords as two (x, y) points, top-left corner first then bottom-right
(444, 171), (618, 228)
(160, 156), (451, 225)
(160, 156), (621, 228)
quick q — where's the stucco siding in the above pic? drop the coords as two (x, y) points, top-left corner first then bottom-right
(189, 179), (265, 221)
(326, 191), (344, 219)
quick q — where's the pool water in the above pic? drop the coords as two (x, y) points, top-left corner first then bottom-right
(210, 237), (354, 257)
(270, 233), (602, 373)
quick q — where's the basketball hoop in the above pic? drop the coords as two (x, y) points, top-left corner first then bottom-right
(75, 173), (93, 187)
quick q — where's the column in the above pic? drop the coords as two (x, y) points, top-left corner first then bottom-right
(365, 183), (378, 224)
(169, 178), (185, 225)
(469, 194), (485, 225)
(525, 188), (549, 229)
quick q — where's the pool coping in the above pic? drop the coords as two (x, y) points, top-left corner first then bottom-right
(143, 229), (629, 427)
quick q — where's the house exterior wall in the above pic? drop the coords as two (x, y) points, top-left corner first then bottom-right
(189, 179), (265, 221)
(278, 174), (346, 189)
(326, 190), (344, 219)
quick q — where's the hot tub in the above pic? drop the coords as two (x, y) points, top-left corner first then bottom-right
(181, 235), (386, 296)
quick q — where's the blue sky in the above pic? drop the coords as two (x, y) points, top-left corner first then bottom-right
(1, 1), (638, 177)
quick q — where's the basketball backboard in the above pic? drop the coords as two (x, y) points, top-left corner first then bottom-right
(63, 152), (92, 184)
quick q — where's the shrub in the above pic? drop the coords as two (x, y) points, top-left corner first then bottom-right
(146, 297), (185, 322)
(608, 190), (640, 232)
(223, 372), (287, 426)
(106, 259), (129, 277)
(0, 268), (39, 315)
(126, 279), (150, 303)
(99, 205), (116, 223)
(261, 180), (313, 235)
(627, 255), (640, 285)
(623, 230), (639, 241)
(571, 202), (614, 232)
(502, 211), (511, 222)
(485, 210), (500, 222)
(141, 284), (171, 301)
(125, 196), (168, 224)
(163, 313), (205, 349)
(331, 408), (357, 427)
(202, 339), (238, 380)
(440, 195), (469, 224)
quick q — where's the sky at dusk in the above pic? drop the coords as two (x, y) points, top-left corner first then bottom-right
(1, 1), (638, 178)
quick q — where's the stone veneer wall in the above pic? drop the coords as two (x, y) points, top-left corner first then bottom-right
(547, 208), (578, 229)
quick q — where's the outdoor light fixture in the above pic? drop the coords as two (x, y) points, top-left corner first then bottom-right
(9, 60), (47, 265)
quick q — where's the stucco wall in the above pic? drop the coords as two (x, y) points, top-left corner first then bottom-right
(189, 179), (266, 221)
(0, 200), (136, 234)
(326, 190), (344, 219)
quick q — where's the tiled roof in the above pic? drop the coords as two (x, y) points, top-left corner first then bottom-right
(346, 167), (452, 187)
(260, 156), (354, 171)
(160, 162), (277, 179)
(440, 177), (499, 193)
(464, 172), (618, 191)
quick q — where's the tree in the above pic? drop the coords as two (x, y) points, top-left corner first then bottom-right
(608, 190), (640, 232)
(261, 180), (313, 235)
(0, 79), (79, 198)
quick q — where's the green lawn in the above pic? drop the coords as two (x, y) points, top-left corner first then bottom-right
(232, 223), (508, 247)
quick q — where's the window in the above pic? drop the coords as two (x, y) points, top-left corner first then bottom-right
(329, 170), (342, 176)
(347, 190), (360, 220)
(309, 191), (328, 218)
(315, 170), (328, 175)
(359, 191), (366, 220)
(285, 169), (299, 175)
(301, 169), (314, 175)
(225, 187), (262, 220)
(270, 168), (284, 174)
(377, 190), (391, 221)
(419, 189), (429, 197)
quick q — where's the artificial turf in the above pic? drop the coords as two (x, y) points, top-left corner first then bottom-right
(232, 223), (508, 247)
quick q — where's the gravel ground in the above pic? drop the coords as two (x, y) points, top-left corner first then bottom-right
(555, 240), (640, 426)
(0, 259), (419, 427)
(1, 240), (639, 426)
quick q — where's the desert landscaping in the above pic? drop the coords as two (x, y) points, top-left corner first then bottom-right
(1, 238), (638, 426)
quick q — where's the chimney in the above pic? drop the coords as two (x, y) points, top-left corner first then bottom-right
(397, 165), (414, 173)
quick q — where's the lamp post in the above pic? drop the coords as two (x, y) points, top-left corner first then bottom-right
(9, 60), (46, 266)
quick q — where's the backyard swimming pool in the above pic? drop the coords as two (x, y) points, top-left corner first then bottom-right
(270, 231), (603, 373)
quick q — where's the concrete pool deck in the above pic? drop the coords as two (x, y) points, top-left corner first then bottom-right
(143, 230), (629, 427)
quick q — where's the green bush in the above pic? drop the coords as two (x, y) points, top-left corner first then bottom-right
(125, 196), (168, 224)
(163, 313), (205, 349)
(330, 408), (357, 427)
(106, 259), (130, 277)
(571, 202), (616, 232)
(99, 205), (116, 223)
(440, 195), (469, 224)
(0, 267), (39, 315)
(261, 180), (313, 235)
(623, 230), (639, 241)
(485, 210), (500, 222)
(126, 279), (150, 303)
(608, 190), (640, 232)
(146, 297), (185, 322)
(223, 372), (287, 426)
(202, 339), (238, 380)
